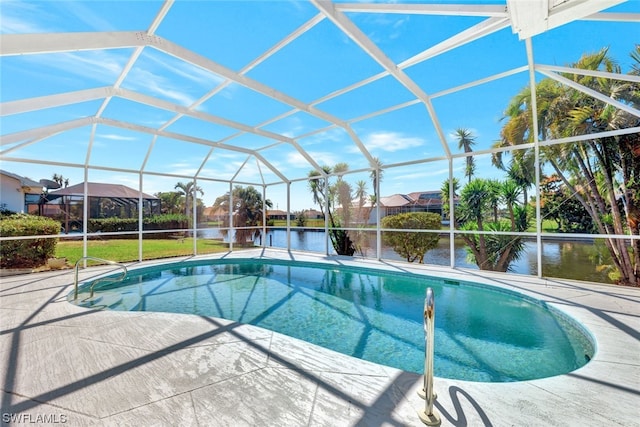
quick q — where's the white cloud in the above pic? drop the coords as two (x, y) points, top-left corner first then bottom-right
(0, 2), (53, 33)
(363, 131), (424, 152)
(99, 134), (137, 141)
(126, 68), (196, 106)
(62, 1), (116, 32)
(286, 151), (338, 169)
(391, 166), (457, 181)
(143, 51), (223, 88)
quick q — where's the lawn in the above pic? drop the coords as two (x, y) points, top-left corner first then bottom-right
(55, 238), (233, 265)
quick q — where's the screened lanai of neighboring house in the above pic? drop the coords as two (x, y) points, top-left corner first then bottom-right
(0, 0), (638, 285)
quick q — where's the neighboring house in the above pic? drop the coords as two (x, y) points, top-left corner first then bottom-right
(41, 183), (160, 232)
(367, 190), (457, 224)
(266, 209), (294, 220)
(0, 170), (43, 213)
(304, 209), (324, 220)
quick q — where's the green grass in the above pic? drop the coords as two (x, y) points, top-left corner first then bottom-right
(527, 219), (559, 233)
(270, 219), (326, 227)
(55, 238), (232, 265)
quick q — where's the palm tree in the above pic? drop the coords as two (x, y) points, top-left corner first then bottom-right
(501, 180), (522, 231)
(369, 157), (384, 204)
(307, 164), (356, 256)
(51, 173), (69, 188)
(454, 128), (477, 183)
(212, 185), (272, 245)
(500, 47), (639, 286)
(440, 177), (459, 224)
(354, 180), (368, 223)
(175, 181), (203, 217)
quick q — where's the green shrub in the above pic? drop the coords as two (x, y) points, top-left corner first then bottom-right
(382, 212), (441, 263)
(87, 214), (190, 238)
(0, 214), (61, 268)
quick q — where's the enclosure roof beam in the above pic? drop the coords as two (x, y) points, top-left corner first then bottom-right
(0, 117), (95, 145)
(0, 31), (146, 56)
(335, 3), (508, 17)
(0, 87), (113, 116)
(144, 35), (368, 173)
(536, 64), (640, 83)
(312, 0), (451, 159)
(399, 16), (511, 69)
(115, 88), (324, 174)
(97, 117), (290, 183)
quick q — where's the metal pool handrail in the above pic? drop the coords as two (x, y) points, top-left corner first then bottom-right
(418, 287), (441, 426)
(73, 257), (128, 301)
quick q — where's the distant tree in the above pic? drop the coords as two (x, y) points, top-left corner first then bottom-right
(369, 156), (384, 204)
(454, 128), (476, 183)
(382, 212), (441, 263)
(540, 175), (594, 233)
(308, 164), (356, 256)
(175, 181), (203, 218)
(154, 191), (182, 215)
(294, 211), (307, 227)
(51, 173), (69, 188)
(440, 177), (459, 222)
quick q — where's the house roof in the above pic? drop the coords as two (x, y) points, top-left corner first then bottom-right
(0, 170), (42, 189)
(49, 182), (157, 199)
(267, 209), (289, 216)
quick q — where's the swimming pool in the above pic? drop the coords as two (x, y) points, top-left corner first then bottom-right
(70, 258), (595, 382)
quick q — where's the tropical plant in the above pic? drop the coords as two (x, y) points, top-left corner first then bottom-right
(440, 177), (459, 222)
(212, 185), (272, 245)
(155, 191), (183, 215)
(382, 212), (441, 263)
(51, 173), (69, 188)
(369, 156), (384, 204)
(175, 181), (204, 218)
(308, 165), (356, 256)
(500, 46), (639, 286)
(454, 128), (477, 183)
(294, 211), (306, 227)
(456, 178), (531, 272)
(540, 175), (594, 233)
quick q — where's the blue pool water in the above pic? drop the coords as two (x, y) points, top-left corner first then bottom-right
(71, 259), (595, 382)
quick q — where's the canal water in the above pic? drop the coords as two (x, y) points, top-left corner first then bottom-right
(198, 228), (613, 284)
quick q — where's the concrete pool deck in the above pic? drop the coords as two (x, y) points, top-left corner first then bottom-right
(1, 249), (638, 426)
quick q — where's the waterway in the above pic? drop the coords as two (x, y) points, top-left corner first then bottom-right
(197, 228), (613, 284)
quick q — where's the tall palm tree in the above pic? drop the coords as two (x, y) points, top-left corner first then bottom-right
(354, 180), (368, 223)
(369, 157), (383, 204)
(307, 164), (356, 256)
(440, 177), (459, 223)
(212, 185), (272, 244)
(499, 47), (639, 286)
(175, 181), (203, 217)
(454, 128), (477, 183)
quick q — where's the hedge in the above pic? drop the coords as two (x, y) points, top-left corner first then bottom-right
(0, 214), (61, 269)
(87, 214), (190, 238)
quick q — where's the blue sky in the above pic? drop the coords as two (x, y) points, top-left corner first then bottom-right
(1, 0), (638, 211)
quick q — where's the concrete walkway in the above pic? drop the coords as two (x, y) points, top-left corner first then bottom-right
(1, 249), (639, 426)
